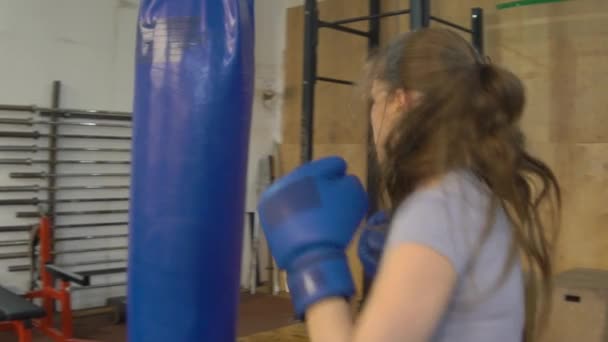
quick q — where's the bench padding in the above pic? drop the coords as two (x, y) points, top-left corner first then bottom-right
(0, 286), (45, 321)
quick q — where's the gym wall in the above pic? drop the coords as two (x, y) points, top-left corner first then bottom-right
(0, 0), (287, 309)
(281, 0), (608, 293)
(0, 0), (139, 309)
(281, 0), (370, 295)
(378, 0), (608, 274)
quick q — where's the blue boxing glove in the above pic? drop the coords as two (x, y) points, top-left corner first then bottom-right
(257, 156), (368, 318)
(358, 211), (390, 279)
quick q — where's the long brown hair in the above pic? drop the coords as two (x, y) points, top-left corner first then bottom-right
(365, 28), (561, 340)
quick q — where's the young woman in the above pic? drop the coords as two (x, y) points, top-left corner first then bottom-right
(257, 28), (560, 342)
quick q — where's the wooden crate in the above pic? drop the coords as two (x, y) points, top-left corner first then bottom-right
(542, 268), (608, 342)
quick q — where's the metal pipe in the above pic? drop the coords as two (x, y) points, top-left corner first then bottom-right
(72, 282), (126, 291)
(317, 76), (355, 86)
(0, 104), (132, 121)
(38, 109), (132, 121)
(0, 145), (130, 153)
(318, 21), (370, 37)
(471, 8), (484, 55)
(0, 221), (127, 232)
(0, 246), (128, 260)
(0, 130), (131, 140)
(410, 0), (430, 30)
(301, 0), (319, 163)
(10, 172), (130, 179)
(0, 234), (128, 247)
(0, 185), (129, 193)
(366, 0), (381, 217)
(0, 197), (129, 206)
(0, 118), (131, 128)
(0, 158), (130, 165)
(17, 209), (129, 218)
(8, 258), (127, 272)
(49, 80), (61, 267)
(78, 267), (127, 277)
(55, 221), (128, 229)
(325, 8), (409, 26)
(430, 16), (473, 33)
(0, 104), (35, 112)
(0, 224), (35, 232)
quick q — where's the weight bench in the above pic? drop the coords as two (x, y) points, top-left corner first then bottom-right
(0, 262), (93, 342)
(0, 285), (46, 341)
(0, 216), (99, 342)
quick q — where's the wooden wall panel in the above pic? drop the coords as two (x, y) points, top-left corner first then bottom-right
(376, 0), (608, 273)
(282, 0), (607, 301)
(281, 1), (371, 295)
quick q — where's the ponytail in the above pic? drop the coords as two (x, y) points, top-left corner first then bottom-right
(366, 28), (561, 340)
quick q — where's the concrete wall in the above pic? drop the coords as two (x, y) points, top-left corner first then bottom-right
(0, 0), (291, 308)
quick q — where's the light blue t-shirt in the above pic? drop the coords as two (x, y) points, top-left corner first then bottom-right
(386, 171), (525, 342)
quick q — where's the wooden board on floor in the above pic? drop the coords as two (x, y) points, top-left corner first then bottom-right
(238, 323), (308, 342)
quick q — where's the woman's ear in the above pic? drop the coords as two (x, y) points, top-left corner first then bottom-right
(393, 88), (408, 110)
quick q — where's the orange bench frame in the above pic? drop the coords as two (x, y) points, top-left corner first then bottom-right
(0, 216), (96, 342)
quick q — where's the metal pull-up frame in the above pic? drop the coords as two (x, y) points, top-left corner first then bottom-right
(301, 0), (484, 213)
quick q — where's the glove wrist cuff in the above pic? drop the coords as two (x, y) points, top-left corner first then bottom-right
(287, 253), (354, 319)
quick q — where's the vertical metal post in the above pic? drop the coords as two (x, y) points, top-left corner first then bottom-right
(367, 0), (380, 216)
(471, 8), (484, 56)
(410, 0), (430, 30)
(421, 0), (431, 27)
(301, 0), (319, 163)
(363, 0), (382, 304)
(48, 81), (61, 250)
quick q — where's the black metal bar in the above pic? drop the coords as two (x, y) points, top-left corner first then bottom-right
(0, 118), (131, 128)
(72, 282), (126, 291)
(301, 0), (319, 163)
(0, 105), (131, 119)
(46, 264), (90, 286)
(0, 247), (129, 261)
(56, 246), (127, 255)
(0, 185), (130, 193)
(325, 8), (410, 26)
(316, 76), (355, 86)
(369, 0), (381, 49)
(55, 221), (128, 229)
(0, 131), (131, 140)
(471, 8), (484, 55)
(0, 221), (128, 232)
(0, 197), (129, 206)
(430, 16), (473, 33)
(77, 267), (127, 277)
(422, 0), (430, 27)
(54, 197), (129, 204)
(38, 109), (131, 121)
(0, 145), (130, 153)
(366, 0), (381, 217)
(318, 21), (370, 37)
(0, 158), (130, 165)
(49, 81), (61, 267)
(0, 224), (35, 232)
(0, 104), (35, 112)
(0, 198), (38, 205)
(0, 234), (128, 247)
(410, 0), (430, 30)
(10, 172), (130, 179)
(17, 209), (129, 218)
(9, 258), (127, 272)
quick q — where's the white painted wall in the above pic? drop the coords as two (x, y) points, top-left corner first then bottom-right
(0, 0), (294, 309)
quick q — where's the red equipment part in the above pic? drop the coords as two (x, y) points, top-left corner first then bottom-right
(0, 216), (98, 342)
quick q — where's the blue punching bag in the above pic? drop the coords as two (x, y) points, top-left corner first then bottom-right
(129, 1), (254, 341)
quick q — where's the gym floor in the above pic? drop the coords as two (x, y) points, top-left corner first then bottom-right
(0, 293), (307, 342)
